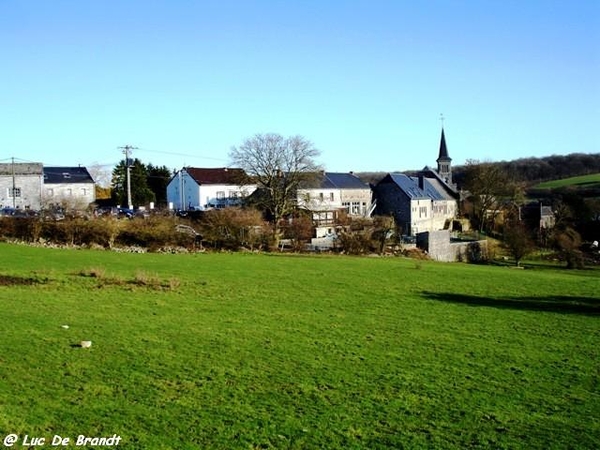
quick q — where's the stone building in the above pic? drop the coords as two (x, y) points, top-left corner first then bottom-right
(0, 162), (44, 210)
(374, 128), (459, 235)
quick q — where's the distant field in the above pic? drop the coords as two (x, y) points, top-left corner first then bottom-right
(533, 173), (600, 189)
(0, 243), (598, 449)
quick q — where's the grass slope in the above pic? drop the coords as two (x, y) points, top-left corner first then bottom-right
(0, 243), (598, 449)
(533, 173), (600, 190)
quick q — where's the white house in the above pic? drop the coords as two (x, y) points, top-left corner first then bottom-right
(166, 167), (257, 211)
(43, 166), (96, 209)
(0, 162), (44, 210)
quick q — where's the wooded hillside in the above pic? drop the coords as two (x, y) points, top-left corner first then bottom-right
(453, 153), (600, 187)
(358, 153), (600, 188)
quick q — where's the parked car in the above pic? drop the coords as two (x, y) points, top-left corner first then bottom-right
(0, 207), (16, 216)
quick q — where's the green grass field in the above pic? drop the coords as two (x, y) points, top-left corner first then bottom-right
(0, 243), (598, 449)
(533, 173), (600, 190)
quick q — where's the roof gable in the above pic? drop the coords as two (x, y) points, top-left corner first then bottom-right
(420, 166), (459, 197)
(185, 167), (249, 185)
(43, 167), (94, 184)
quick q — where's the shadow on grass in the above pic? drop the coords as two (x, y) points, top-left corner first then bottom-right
(422, 291), (600, 316)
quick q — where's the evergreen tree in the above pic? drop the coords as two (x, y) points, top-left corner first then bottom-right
(146, 164), (172, 207)
(111, 158), (155, 207)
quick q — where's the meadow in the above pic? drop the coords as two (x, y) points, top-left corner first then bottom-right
(0, 243), (598, 449)
(533, 173), (600, 190)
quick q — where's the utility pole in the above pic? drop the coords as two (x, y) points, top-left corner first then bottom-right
(118, 145), (138, 209)
(11, 157), (16, 208)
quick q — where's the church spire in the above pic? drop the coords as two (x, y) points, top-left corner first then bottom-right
(438, 127), (450, 161)
(436, 120), (452, 185)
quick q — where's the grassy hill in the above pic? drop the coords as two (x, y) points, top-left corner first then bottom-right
(532, 173), (600, 190)
(0, 244), (598, 449)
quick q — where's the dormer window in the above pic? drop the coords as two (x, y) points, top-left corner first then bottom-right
(62, 173), (71, 179)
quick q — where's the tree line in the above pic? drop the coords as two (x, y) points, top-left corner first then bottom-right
(453, 153), (600, 186)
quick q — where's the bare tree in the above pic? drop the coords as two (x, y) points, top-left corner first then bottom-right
(463, 159), (523, 233)
(503, 220), (535, 267)
(87, 163), (112, 188)
(229, 133), (321, 240)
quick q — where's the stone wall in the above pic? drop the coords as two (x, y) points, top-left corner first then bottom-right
(417, 230), (488, 263)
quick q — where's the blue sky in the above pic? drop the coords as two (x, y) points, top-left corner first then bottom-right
(1, 0), (598, 175)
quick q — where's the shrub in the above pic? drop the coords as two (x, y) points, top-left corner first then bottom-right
(116, 216), (192, 251)
(281, 214), (314, 252)
(198, 208), (269, 250)
(337, 231), (372, 255)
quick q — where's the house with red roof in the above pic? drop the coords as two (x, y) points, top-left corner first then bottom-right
(166, 167), (257, 211)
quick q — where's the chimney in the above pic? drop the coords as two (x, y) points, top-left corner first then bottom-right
(418, 174), (424, 190)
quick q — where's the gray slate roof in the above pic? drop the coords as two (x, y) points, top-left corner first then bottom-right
(301, 172), (369, 189)
(382, 173), (449, 201)
(385, 174), (428, 199)
(0, 163), (43, 176)
(43, 167), (95, 184)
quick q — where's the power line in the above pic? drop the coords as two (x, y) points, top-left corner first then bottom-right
(136, 147), (228, 162)
(0, 156), (43, 164)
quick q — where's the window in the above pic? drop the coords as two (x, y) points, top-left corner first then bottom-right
(7, 187), (21, 198)
(319, 193), (324, 201)
(330, 192), (334, 201)
(47, 188), (54, 197)
(419, 206), (427, 218)
(216, 191), (225, 199)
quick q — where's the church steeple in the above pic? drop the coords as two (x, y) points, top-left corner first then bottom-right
(436, 127), (452, 185)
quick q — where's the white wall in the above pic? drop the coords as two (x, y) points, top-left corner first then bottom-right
(409, 199), (433, 235)
(431, 199), (457, 231)
(297, 188), (342, 211)
(167, 171), (199, 210)
(43, 182), (96, 209)
(0, 175), (43, 209)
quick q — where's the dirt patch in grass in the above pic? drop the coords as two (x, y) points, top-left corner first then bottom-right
(0, 274), (47, 286)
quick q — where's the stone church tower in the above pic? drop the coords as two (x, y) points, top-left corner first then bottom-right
(436, 127), (452, 185)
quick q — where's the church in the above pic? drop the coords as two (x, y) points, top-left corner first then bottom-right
(373, 128), (460, 236)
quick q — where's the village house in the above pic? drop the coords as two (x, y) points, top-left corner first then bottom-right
(0, 163), (97, 212)
(43, 166), (96, 209)
(374, 128), (459, 235)
(297, 171), (374, 225)
(166, 167), (257, 211)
